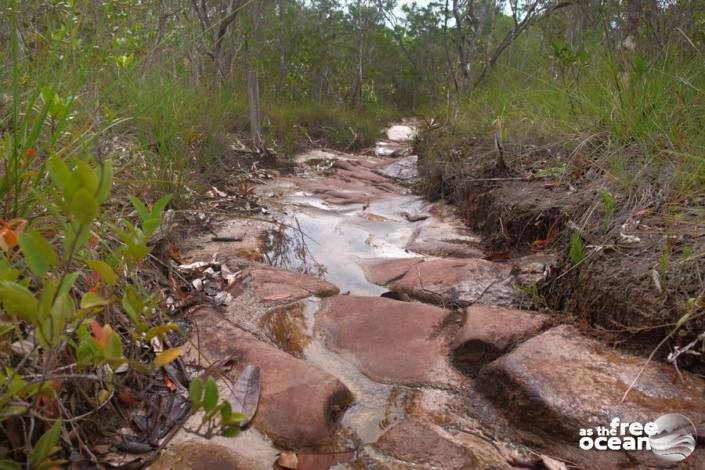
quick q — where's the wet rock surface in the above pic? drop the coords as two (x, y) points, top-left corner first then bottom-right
(476, 325), (705, 439)
(406, 217), (484, 258)
(150, 442), (261, 470)
(153, 122), (705, 470)
(316, 295), (461, 385)
(188, 308), (354, 449)
(363, 257), (521, 307)
(232, 265), (339, 303)
(369, 419), (509, 470)
(452, 304), (551, 375)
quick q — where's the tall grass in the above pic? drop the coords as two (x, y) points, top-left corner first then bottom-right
(439, 40), (705, 196)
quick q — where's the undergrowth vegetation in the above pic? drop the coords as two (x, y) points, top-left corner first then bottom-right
(0, 0), (401, 466)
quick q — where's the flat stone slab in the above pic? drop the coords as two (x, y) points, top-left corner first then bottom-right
(150, 442), (265, 470)
(371, 419), (509, 469)
(451, 304), (551, 375)
(187, 308), (353, 449)
(288, 157), (399, 205)
(363, 258), (520, 307)
(476, 325), (705, 442)
(406, 218), (484, 258)
(232, 265), (339, 303)
(316, 295), (461, 385)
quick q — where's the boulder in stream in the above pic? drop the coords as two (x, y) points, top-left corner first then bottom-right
(476, 325), (705, 443)
(186, 308), (354, 449)
(451, 304), (551, 375)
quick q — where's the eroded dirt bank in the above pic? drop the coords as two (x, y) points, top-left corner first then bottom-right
(152, 122), (705, 469)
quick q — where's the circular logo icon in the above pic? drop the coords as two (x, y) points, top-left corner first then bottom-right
(649, 413), (697, 462)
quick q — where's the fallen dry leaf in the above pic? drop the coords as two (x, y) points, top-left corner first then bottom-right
(278, 451), (298, 469)
(540, 454), (568, 470)
(228, 364), (260, 427)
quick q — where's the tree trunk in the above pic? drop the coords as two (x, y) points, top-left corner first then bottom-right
(247, 68), (262, 148)
(277, 0), (287, 98)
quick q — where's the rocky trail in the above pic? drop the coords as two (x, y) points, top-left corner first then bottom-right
(152, 122), (705, 469)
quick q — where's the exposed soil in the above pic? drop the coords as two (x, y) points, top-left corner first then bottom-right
(149, 121), (705, 469)
(416, 129), (705, 368)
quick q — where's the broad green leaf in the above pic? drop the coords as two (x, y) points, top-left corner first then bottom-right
(80, 291), (108, 309)
(154, 347), (183, 368)
(18, 231), (58, 277)
(70, 189), (99, 224)
(189, 376), (204, 410)
(106, 331), (124, 360)
(46, 155), (72, 193)
(30, 420), (61, 466)
(87, 259), (117, 286)
(0, 281), (39, 322)
(221, 425), (241, 437)
(75, 159), (99, 195)
(222, 411), (248, 425)
(203, 377), (219, 412)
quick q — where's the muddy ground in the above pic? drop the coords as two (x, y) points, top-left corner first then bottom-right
(147, 122), (705, 469)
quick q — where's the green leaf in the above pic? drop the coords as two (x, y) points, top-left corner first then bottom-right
(75, 159), (99, 195)
(70, 189), (99, 224)
(80, 291), (108, 309)
(0, 281), (39, 322)
(222, 411), (247, 425)
(203, 377), (218, 412)
(152, 194), (172, 218)
(0, 459), (22, 470)
(18, 231), (58, 277)
(106, 331), (124, 360)
(189, 376), (204, 410)
(87, 259), (118, 286)
(122, 285), (143, 324)
(569, 231), (585, 266)
(0, 323), (15, 336)
(30, 420), (62, 466)
(128, 196), (150, 221)
(221, 425), (241, 437)
(46, 155), (72, 193)
(96, 161), (113, 203)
